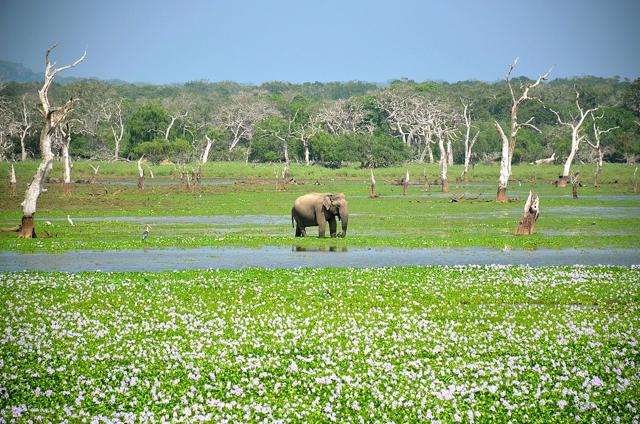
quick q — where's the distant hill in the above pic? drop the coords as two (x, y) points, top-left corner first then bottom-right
(0, 60), (42, 82)
(0, 60), (132, 85)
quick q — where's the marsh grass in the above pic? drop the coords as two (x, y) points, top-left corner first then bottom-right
(0, 162), (638, 252)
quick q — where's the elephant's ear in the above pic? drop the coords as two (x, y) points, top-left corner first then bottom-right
(322, 195), (332, 210)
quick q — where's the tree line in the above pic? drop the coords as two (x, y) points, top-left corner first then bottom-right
(1, 69), (639, 169)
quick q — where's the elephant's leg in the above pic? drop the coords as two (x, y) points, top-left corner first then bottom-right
(295, 224), (303, 237)
(328, 216), (337, 237)
(318, 221), (326, 237)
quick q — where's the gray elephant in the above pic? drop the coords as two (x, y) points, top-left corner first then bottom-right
(291, 192), (349, 237)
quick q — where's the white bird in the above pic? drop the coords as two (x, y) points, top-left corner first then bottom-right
(45, 221), (52, 226)
(67, 215), (74, 226)
(142, 224), (151, 240)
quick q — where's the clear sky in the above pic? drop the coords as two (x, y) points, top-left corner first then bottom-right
(1, 0), (638, 84)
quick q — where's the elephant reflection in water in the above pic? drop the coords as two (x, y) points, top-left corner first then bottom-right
(291, 193), (348, 238)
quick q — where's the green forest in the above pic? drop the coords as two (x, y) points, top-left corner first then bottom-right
(1, 73), (639, 167)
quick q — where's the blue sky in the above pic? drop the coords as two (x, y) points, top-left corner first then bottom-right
(1, 0), (638, 84)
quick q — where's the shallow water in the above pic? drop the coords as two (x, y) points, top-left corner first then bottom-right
(1, 246), (637, 272)
(94, 178), (236, 187)
(41, 214), (290, 226)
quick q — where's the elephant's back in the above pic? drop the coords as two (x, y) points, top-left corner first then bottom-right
(294, 192), (326, 206)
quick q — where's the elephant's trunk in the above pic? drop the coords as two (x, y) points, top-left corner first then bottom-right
(339, 211), (348, 237)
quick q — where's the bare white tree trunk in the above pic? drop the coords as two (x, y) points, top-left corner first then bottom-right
(19, 96), (32, 161)
(494, 58), (552, 202)
(461, 101), (478, 182)
(495, 122), (511, 201)
(137, 155), (145, 190)
(447, 139), (454, 166)
(437, 133), (449, 193)
(548, 90), (598, 182)
(20, 46), (85, 238)
(10, 163), (16, 195)
(164, 111), (187, 140)
(112, 102), (124, 160)
(587, 114), (617, 186)
(60, 124), (72, 194)
(201, 135), (213, 164)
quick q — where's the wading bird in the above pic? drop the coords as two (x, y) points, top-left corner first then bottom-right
(67, 215), (74, 226)
(142, 224), (151, 240)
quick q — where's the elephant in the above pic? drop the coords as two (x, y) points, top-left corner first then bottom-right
(291, 192), (349, 238)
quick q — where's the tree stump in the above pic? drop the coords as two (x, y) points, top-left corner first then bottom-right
(556, 175), (570, 188)
(569, 172), (581, 199)
(496, 187), (507, 203)
(19, 216), (36, 238)
(515, 191), (540, 236)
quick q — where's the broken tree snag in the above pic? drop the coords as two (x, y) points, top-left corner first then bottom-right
(571, 172), (580, 199)
(19, 45), (86, 239)
(515, 190), (540, 236)
(137, 155), (144, 190)
(402, 170), (409, 195)
(201, 135), (213, 164)
(89, 164), (99, 184)
(531, 152), (555, 165)
(634, 167), (638, 193)
(10, 163), (16, 196)
(369, 169), (378, 198)
(60, 123), (73, 195)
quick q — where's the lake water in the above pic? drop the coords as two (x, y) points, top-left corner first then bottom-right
(1, 246), (638, 272)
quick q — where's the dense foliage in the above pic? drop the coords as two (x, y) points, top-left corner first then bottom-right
(0, 75), (638, 166)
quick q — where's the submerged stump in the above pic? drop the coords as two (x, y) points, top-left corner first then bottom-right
(515, 190), (540, 236)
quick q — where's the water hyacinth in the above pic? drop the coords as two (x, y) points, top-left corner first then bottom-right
(0, 266), (639, 422)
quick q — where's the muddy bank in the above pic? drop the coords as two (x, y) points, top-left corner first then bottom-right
(1, 247), (637, 272)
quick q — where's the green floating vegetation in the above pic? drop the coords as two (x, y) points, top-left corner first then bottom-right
(1, 163), (638, 252)
(1, 266), (639, 422)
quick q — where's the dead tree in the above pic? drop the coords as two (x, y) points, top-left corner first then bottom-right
(294, 114), (320, 166)
(548, 89), (598, 187)
(137, 155), (145, 190)
(495, 59), (553, 202)
(461, 100), (479, 182)
(100, 99), (125, 161)
(59, 123), (73, 195)
(634, 167), (638, 193)
(89, 164), (100, 184)
(201, 134), (214, 164)
(18, 95), (34, 161)
(213, 92), (276, 151)
(571, 172), (581, 199)
(531, 152), (555, 165)
(369, 169), (378, 198)
(18, 46), (85, 238)
(402, 170), (409, 195)
(10, 163), (16, 196)
(587, 114), (617, 187)
(515, 190), (540, 236)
